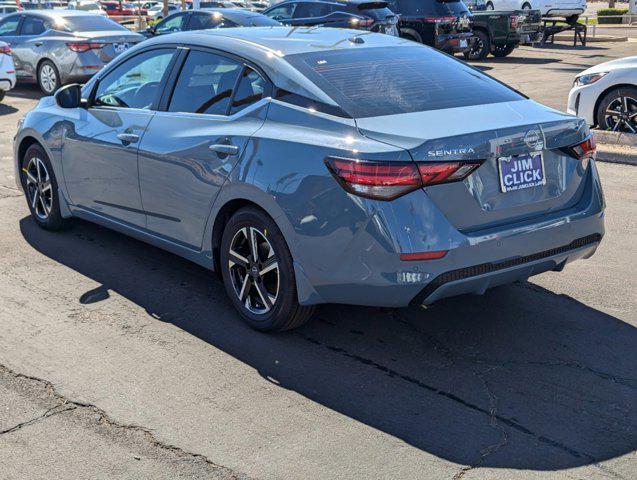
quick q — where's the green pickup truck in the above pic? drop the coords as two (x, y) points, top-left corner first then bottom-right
(462, 6), (543, 60)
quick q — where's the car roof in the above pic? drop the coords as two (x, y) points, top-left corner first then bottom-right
(149, 25), (409, 56)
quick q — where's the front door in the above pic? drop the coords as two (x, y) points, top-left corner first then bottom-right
(137, 49), (270, 249)
(62, 48), (178, 227)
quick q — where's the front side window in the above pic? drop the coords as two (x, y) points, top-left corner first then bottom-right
(0, 17), (20, 36)
(230, 67), (267, 115)
(286, 46), (523, 118)
(265, 3), (296, 21)
(20, 16), (47, 36)
(94, 49), (175, 109)
(168, 50), (242, 115)
(155, 13), (188, 34)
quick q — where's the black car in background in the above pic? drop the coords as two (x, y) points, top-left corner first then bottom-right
(262, 0), (398, 35)
(386, 0), (473, 53)
(144, 8), (280, 36)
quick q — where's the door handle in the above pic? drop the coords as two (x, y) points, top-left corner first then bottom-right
(209, 143), (239, 156)
(34, 42), (43, 47)
(117, 133), (139, 144)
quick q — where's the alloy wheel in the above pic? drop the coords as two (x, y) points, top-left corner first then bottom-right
(40, 64), (57, 94)
(24, 157), (52, 221)
(604, 96), (637, 133)
(228, 226), (280, 315)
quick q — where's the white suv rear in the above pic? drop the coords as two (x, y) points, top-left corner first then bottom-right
(0, 41), (15, 103)
(485, 0), (586, 22)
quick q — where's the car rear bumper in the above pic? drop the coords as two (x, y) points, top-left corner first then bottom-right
(0, 77), (14, 91)
(437, 32), (474, 53)
(297, 160), (605, 307)
(544, 8), (585, 17)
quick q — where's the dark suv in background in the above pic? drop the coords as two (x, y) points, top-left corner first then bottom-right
(386, 0), (473, 53)
(262, 0), (398, 35)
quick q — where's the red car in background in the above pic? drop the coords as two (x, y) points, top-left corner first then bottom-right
(100, 1), (137, 15)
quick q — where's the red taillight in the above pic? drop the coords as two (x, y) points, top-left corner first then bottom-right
(400, 250), (448, 261)
(66, 42), (106, 53)
(0, 45), (12, 55)
(509, 15), (519, 28)
(326, 158), (482, 201)
(561, 134), (596, 161)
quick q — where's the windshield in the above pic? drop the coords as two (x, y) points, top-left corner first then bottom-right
(285, 46), (523, 118)
(54, 15), (128, 31)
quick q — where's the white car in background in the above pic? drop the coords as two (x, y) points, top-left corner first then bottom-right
(0, 4), (19, 18)
(485, 0), (586, 23)
(568, 56), (637, 133)
(0, 40), (15, 103)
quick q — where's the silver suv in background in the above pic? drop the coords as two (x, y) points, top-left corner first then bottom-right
(0, 10), (143, 93)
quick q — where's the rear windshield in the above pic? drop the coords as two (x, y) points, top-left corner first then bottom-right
(54, 15), (128, 31)
(285, 46), (523, 118)
(388, 0), (469, 16)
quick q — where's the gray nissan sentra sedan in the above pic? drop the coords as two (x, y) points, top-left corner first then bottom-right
(14, 27), (605, 331)
(0, 10), (143, 94)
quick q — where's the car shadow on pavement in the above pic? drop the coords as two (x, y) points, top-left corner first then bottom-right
(20, 216), (637, 473)
(7, 85), (44, 101)
(0, 103), (18, 115)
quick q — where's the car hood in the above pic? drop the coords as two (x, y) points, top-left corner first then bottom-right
(354, 99), (587, 160)
(579, 55), (637, 75)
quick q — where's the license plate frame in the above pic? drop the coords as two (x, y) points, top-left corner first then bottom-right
(498, 151), (546, 193)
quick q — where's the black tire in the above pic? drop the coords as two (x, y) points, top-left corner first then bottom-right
(521, 2), (531, 9)
(220, 206), (315, 332)
(0, 90), (5, 103)
(37, 60), (61, 95)
(20, 143), (70, 231)
(463, 30), (490, 61)
(595, 86), (637, 133)
(486, 1), (494, 10)
(491, 43), (516, 57)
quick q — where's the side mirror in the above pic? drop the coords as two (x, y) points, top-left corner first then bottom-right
(54, 83), (83, 108)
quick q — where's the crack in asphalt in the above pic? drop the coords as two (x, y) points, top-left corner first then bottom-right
(0, 404), (77, 435)
(0, 365), (254, 480)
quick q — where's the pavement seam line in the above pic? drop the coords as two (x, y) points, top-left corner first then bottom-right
(0, 364), (255, 480)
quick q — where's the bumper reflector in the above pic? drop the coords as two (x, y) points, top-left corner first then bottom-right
(400, 250), (448, 261)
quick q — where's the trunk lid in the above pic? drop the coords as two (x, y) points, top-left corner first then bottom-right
(355, 100), (591, 233)
(76, 31), (143, 62)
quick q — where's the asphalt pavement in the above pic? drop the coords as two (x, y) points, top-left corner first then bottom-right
(0, 39), (635, 480)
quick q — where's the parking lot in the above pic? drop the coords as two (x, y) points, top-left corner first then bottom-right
(0, 40), (636, 480)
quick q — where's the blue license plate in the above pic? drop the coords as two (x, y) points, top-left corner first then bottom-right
(498, 152), (545, 193)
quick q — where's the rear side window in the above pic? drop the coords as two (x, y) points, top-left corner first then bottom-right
(187, 12), (234, 30)
(169, 50), (243, 115)
(229, 67), (267, 115)
(285, 46), (523, 118)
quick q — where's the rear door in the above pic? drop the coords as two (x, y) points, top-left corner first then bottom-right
(290, 1), (333, 26)
(137, 48), (270, 248)
(62, 47), (178, 227)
